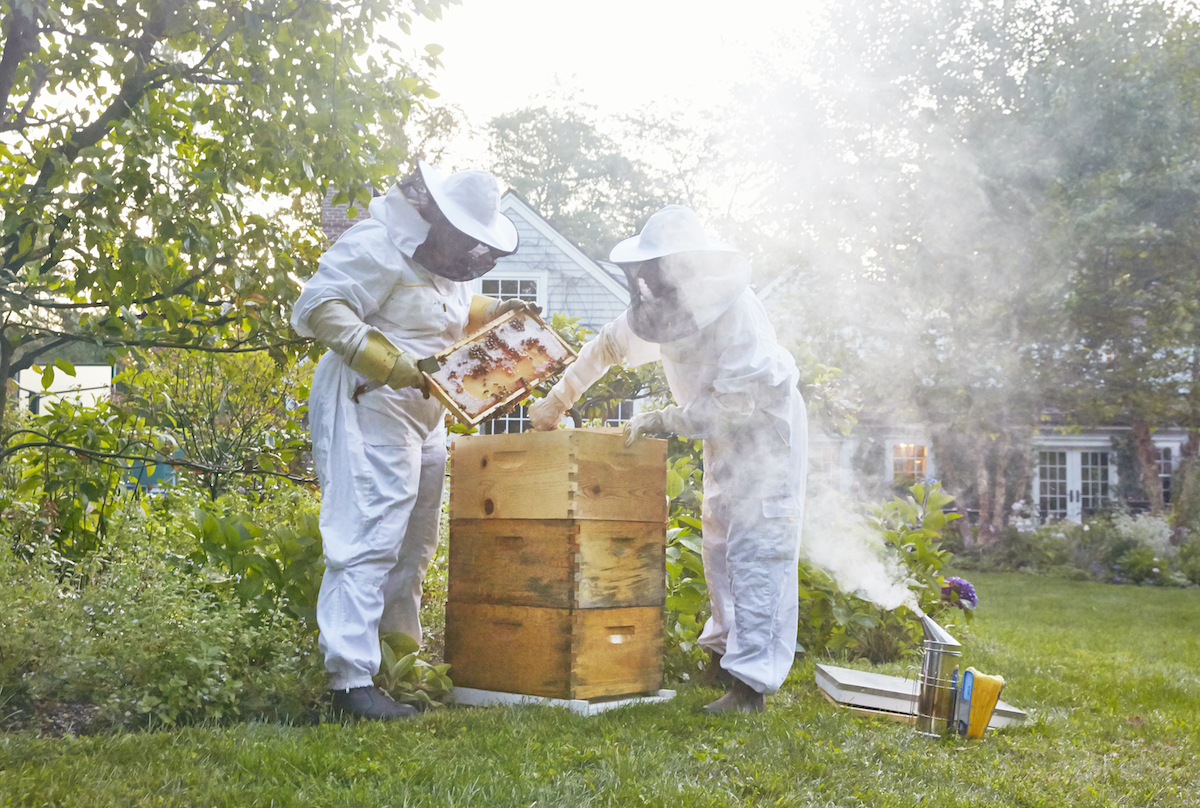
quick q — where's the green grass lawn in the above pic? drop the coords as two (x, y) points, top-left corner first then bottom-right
(2, 572), (1197, 807)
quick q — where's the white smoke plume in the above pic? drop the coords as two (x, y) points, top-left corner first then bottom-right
(802, 484), (919, 612)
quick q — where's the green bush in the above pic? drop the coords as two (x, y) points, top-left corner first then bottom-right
(989, 525), (1074, 571)
(1114, 545), (1172, 586)
(795, 482), (967, 665)
(375, 633), (453, 710)
(0, 542), (324, 729)
(1177, 538), (1200, 585)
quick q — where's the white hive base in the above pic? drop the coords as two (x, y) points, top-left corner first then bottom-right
(451, 686), (676, 717)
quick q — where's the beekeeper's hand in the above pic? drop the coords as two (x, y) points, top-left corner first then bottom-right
(352, 330), (427, 391)
(623, 409), (670, 446)
(529, 388), (570, 431)
(484, 297), (543, 321)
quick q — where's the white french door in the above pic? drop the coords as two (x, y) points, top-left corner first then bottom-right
(1037, 450), (1112, 522)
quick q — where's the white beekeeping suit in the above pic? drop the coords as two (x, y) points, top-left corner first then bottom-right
(292, 160), (531, 720)
(529, 206), (807, 713)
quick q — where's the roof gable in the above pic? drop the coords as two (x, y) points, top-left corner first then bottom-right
(500, 192), (630, 306)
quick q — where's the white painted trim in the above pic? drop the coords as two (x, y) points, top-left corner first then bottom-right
(473, 267), (550, 310)
(451, 687), (676, 716)
(500, 193), (631, 306)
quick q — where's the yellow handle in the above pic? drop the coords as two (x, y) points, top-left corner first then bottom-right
(966, 667), (1005, 739)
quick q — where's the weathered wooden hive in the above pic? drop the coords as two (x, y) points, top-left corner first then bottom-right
(445, 428), (667, 700)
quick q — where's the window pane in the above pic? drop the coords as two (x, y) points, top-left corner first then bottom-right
(1080, 451), (1110, 513)
(892, 444), (927, 482)
(481, 279), (499, 296)
(479, 404), (531, 435)
(605, 400), (636, 427)
(1038, 451), (1068, 519)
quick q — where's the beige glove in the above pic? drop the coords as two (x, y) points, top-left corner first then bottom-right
(350, 331), (424, 390)
(529, 388), (572, 431)
(623, 409), (673, 446)
(483, 297), (542, 322)
(307, 300), (426, 395)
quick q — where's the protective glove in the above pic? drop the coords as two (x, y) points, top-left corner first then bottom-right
(529, 388), (571, 431)
(483, 297), (543, 322)
(623, 409), (673, 447)
(351, 330), (426, 391)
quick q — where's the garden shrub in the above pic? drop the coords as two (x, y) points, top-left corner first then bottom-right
(1113, 545), (1172, 586)
(988, 524), (1073, 571)
(0, 540), (324, 729)
(1112, 513), (1174, 558)
(183, 504), (325, 630)
(795, 482), (968, 665)
(1176, 538), (1200, 585)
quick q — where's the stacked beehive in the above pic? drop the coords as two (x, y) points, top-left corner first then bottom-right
(445, 429), (667, 700)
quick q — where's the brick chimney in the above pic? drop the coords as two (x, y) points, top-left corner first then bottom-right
(321, 186), (374, 245)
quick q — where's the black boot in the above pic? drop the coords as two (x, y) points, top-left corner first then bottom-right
(702, 677), (765, 714)
(699, 650), (734, 688)
(330, 686), (418, 720)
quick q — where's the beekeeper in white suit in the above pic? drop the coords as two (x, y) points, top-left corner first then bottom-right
(529, 206), (807, 713)
(292, 160), (534, 720)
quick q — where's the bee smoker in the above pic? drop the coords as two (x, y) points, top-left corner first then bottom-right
(914, 613), (961, 737)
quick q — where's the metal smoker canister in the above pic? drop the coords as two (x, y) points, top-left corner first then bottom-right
(914, 614), (962, 737)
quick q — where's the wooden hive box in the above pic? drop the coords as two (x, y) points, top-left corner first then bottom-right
(449, 428), (667, 523)
(446, 429), (667, 700)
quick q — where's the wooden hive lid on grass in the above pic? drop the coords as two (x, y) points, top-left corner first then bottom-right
(450, 428), (667, 523)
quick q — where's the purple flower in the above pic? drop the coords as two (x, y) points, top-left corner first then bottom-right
(941, 576), (978, 610)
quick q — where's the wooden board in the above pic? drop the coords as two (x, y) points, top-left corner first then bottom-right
(450, 429), (667, 522)
(445, 602), (663, 700)
(448, 519), (665, 609)
(422, 310), (576, 426)
(814, 663), (1027, 729)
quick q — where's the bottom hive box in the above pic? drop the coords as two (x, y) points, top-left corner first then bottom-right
(444, 602), (663, 700)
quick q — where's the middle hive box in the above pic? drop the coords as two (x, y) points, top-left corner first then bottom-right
(446, 429), (667, 700)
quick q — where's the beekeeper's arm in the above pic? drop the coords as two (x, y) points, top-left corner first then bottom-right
(291, 224), (427, 389)
(467, 296), (542, 333)
(626, 324), (791, 443)
(529, 312), (659, 431)
(306, 300), (423, 389)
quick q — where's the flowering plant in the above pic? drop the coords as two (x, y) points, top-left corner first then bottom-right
(940, 576), (978, 611)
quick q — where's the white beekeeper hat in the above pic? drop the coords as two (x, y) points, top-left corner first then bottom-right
(609, 205), (737, 263)
(419, 159), (519, 253)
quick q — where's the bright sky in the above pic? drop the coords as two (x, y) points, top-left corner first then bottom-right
(409, 0), (828, 123)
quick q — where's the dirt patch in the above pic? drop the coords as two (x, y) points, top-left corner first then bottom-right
(3, 701), (102, 737)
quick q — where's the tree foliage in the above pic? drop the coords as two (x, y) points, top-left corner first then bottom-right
(488, 103), (711, 259)
(0, 0), (452, 434)
(738, 0), (1200, 534)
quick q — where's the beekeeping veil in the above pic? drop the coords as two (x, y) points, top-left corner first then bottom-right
(400, 159), (519, 281)
(610, 206), (749, 343)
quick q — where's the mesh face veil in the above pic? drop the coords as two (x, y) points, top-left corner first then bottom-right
(401, 170), (516, 281)
(621, 251), (752, 343)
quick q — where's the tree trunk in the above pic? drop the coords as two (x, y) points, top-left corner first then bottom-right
(929, 430), (974, 546)
(1010, 445), (1033, 523)
(0, 331), (12, 442)
(974, 442), (999, 546)
(989, 434), (1011, 535)
(1130, 418), (1166, 515)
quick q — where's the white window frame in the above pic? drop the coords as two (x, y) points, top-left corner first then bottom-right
(1034, 446), (1116, 523)
(474, 268), (548, 310)
(892, 443), (928, 483)
(478, 403), (532, 435)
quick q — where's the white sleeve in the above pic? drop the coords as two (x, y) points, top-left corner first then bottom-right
(305, 300), (371, 365)
(549, 312), (659, 406)
(290, 220), (405, 338)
